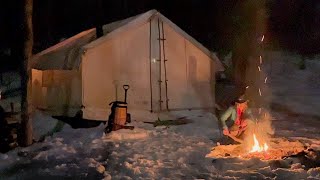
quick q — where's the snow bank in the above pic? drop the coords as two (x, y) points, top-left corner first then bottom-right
(0, 71), (21, 112)
(32, 111), (60, 141)
(266, 51), (320, 117)
(308, 167), (320, 179)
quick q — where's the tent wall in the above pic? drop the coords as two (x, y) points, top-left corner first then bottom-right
(82, 18), (215, 120)
(31, 69), (46, 109)
(31, 69), (82, 116)
(150, 18), (215, 111)
(82, 22), (151, 120)
(184, 29), (215, 108)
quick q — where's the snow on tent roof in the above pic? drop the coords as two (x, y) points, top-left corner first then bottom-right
(31, 9), (224, 71)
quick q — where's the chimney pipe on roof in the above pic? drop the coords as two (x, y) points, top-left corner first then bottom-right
(96, 26), (103, 38)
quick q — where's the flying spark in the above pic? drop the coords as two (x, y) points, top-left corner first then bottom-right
(259, 88), (262, 96)
(261, 35), (264, 42)
(264, 77), (268, 83)
(260, 56), (262, 64)
(258, 66), (261, 72)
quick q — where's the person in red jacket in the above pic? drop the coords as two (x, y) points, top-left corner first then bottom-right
(220, 95), (253, 140)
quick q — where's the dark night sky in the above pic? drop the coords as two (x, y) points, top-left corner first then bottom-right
(30, 0), (219, 51)
(0, 0), (320, 70)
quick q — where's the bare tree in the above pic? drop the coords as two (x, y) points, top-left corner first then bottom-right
(231, 0), (266, 97)
(19, 0), (33, 146)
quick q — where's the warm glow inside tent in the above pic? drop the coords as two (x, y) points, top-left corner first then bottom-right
(30, 10), (224, 121)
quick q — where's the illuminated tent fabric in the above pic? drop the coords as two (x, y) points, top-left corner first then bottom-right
(30, 9), (224, 120)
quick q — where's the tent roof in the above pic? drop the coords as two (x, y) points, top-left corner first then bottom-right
(30, 14), (141, 70)
(31, 9), (224, 71)
(31, 28), (96, 70)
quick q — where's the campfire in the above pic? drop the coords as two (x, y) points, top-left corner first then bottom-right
(207, 136), (320, 170)
(206, 110), (308, 160)
(249, 133), (268, 153)
(206, 136), (307, 160)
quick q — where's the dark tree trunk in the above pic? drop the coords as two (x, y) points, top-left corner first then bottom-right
(231, 0), (265, 98)
(232, 31), (253, 97)
(232, 46), (249, 96)
(19, 0), (33, 147)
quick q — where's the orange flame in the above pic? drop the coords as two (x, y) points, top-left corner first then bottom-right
(249, 134), (268, 153)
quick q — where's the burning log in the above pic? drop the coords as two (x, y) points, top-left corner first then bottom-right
(226, 133), (244, 144)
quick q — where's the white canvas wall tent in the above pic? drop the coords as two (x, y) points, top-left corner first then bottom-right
(30, 9), (224, 121)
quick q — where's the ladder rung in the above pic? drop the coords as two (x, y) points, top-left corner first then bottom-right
(157, 38), (166, 41)
(164, 59), (168, 61)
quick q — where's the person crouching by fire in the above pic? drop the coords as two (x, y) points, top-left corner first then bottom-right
(220, 95), (254, 142)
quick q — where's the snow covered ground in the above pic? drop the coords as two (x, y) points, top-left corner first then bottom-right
(0, 51), (320, 179)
